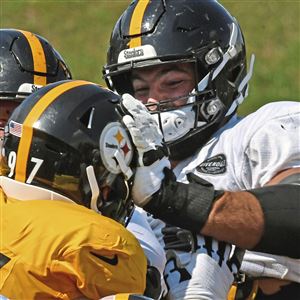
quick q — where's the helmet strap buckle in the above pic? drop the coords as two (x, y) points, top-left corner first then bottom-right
(114, 149), (133, 180)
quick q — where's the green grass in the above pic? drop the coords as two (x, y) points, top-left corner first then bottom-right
(1, 0), (299, 115)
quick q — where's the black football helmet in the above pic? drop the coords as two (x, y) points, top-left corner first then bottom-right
(103, 0), (255, 160)
(1, 80), (135, 225)
(0, 29), (72, 101)
(0, 29), (72, 136)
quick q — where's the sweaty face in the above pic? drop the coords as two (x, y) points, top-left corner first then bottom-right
(0, 100), (19, 139)
(131, 63), (196, 110)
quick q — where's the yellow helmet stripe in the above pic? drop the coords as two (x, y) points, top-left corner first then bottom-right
(19, 30), (47, 86)
(15, 80), (91, 182)
(129, 0), (150, 48)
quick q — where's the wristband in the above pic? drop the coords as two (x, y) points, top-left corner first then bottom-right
(248, 184), (300, 258)
(144, 169), (224, 232)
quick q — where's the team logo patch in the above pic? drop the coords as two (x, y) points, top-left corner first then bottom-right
(8, 120), (23, 137)
(196, 154), (226, 175)
(99, 122), (133, 174)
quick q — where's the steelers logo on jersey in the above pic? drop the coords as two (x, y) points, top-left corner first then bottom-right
(99, 122), (133, 174)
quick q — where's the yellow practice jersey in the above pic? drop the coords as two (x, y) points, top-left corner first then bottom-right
(0, 188), (147, 299)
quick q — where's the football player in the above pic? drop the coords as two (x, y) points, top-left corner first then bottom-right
(103, 0), (300, 299)
(0, 28), (72, 150)
(0, 80), (147, 299)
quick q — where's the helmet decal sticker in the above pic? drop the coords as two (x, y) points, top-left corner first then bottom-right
(118, 45), (157, 64)
(100, 122), (133, 174)
(8, 120), (23, 138)
(17, 83), (43, 94)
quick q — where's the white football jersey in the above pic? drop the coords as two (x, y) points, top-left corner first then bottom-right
(129, 101), (300, 299)
(174, 101), (300, 190)
(166, 101), (300, 298)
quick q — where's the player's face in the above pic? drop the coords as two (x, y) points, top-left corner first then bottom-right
(131, 63), (195, 110)
(0, 101), (19, 139)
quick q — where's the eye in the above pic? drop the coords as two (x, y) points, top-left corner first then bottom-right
(168, 80), (184, 86)
(162, 79), (187, 90)
(133, 86), (149, 102)
(134, 86), (149, 94)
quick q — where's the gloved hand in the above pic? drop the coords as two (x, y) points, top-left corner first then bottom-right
(162, 226), (245, 299)
(162, 225), (197, 252)
(120, 94), (171, 206)
(163, 225), (243, 275)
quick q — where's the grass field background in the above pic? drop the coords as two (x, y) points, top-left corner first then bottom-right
(1, 0), (299, 116)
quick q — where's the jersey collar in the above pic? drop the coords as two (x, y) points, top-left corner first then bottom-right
(0, 176), (74, 203)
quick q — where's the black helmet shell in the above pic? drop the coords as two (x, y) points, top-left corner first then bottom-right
(2, 80), (134, 225)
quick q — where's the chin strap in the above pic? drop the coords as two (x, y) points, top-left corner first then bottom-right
(114, 149), (133, 180)
(86, 165), (101, 213)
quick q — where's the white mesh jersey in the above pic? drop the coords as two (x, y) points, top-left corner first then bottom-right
(144, 101), (300, 299)
(174, 101), (300, 190)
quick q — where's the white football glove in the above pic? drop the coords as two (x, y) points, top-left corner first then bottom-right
(121, 94), (171, 206)
(163, 229), (244, 300)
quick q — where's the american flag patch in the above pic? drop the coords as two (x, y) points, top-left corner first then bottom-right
(9, 120), (23, 137)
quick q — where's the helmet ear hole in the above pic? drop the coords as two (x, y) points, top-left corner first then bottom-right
(79, 107), (95, 129)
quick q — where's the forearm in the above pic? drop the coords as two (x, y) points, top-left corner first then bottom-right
(145, 176), (300, 257)
(201, 191), (264, 250)
(205, 171), (300, 257)
(201, 184), (300, 257)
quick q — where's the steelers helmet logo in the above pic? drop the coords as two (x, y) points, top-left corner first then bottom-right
(100, 122), (133, 174)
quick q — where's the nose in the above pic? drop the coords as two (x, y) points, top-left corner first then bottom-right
(146, 97), (159, 111)
(146, 87), (167, 110)
(147, 95), (171, 111)
(147, 87), (167, 102)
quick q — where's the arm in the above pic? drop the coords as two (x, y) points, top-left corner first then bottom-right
(120, 94), (300, 258)
(202, 168), (300, 255)
(145, 167), (300, 258)
(70, 217), (147, 298)
(163, 233), (242, 300)
(201, 190), (264, 251)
